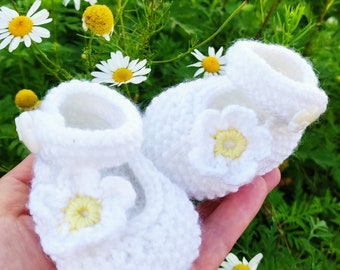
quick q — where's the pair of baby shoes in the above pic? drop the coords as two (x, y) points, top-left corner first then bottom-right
(15, 39), (328, 270)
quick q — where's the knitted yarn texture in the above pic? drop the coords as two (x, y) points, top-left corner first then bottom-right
(15, 80), (201, 270)
(143, 40), (328, 200)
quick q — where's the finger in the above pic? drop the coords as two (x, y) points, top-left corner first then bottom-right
(192, 173), (279, 270)
(262, 167), (281, 192)
(195, 168), (281, 221)
(0, 155), (34, 216)
(3, 154), (34, 186)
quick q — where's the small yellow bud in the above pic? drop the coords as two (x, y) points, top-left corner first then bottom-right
(15, 89), (41, 110)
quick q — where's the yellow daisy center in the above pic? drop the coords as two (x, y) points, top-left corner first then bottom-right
(8, 16), (33, 37)
(83, 5), (114, 36)
(64, 194), (102, 231)
(213, 128), (248, 159)
(15, 89), (39, 110)
(232, 264), (251, 270)
(113, 68), (133, 83)
(202, 56), (220, 73)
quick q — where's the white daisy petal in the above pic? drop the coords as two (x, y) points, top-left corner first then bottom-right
(27, 0), (41, 17)
(96, 64), (111, 73)
(1, 7), (19, 18)
(208, 46), (215, 56)
(128, 59), (139, 69)
(23, 35), (31, 47)
(74, 0), (81, 10)
(188, 62), (203, 68)
(0, 35), (13, 49)
(122, 56), (130, 67)
(92, 77), (114, 84)
(31, 10), (52, 25)
(32, 26), (51, 38)
(191, 49), (205, 61)
(63, 0), (71, 6)
(0, 28), (9, 34)
(103, 34), (111, 41)
(130, 76), (147, 84)
(91, 71), (112, 79)
(193, 68), (205, 77)
(216, 46), (224, 58)
(226, 253), (242, 264)
(9, 37), (21, 52)
(0, 32), (10, 40)
(134, 59), (147, 70)
(133, 67), (151, 76)
(29, 32), (42, 43)
(248, 253), (263, 269)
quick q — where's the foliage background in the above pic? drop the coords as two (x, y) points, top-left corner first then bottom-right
(0, 0), (339, 269)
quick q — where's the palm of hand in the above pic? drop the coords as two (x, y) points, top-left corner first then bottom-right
(0, 155), (56, 270)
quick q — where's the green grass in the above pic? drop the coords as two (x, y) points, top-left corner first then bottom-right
(0, 0), (339, 269)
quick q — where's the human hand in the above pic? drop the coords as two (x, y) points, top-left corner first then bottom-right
(0, 154), (56, 270)
(191, 168), (281, 270)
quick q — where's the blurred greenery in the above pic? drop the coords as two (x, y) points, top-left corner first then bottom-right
(0, 0), (339, 269)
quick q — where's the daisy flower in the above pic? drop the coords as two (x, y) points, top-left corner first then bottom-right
(188, 105), (272, 187)
(63, 0), (97, 11)
(0, 0), (52, 52)
(82, 4), (114, 41)
(188, 46), (227, 77)
(29, 168), (136, 256)
(91, 51), (151, 86)
(219, 252), (263, 270)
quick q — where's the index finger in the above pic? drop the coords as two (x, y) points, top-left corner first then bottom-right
(3, 154), (34, 186)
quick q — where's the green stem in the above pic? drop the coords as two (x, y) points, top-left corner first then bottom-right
(17, 55), (28, 88)
(123, 84), (132, 100)
(32, 42), (73, 81)
(151, 1), (247, 64)
(254, 0), (281, 40)
(117, 0), (128, 50)
(87, 33), (94, 75)
(51, 0), (60, 65)
(31, 45), (62, 81)
(10, 0), (19, 12)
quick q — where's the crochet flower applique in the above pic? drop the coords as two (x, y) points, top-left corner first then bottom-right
(188, 105), (272, 187)
(29, 168), (136, 256)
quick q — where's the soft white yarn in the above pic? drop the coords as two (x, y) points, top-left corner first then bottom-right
(16, 80), (143, 168)
(15, 80), (201, 270)
(143, 40), (328, 200)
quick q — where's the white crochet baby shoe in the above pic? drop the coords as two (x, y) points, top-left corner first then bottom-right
(143, 40), (328, 200)
(15, 80), (201, 270)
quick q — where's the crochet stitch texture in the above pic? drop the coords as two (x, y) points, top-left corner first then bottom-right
(143, 40), (328, 200)
(15, 80), (201, 270)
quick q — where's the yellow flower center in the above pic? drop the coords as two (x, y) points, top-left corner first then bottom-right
(113, 68), (133, 83)
(83, 5), (114, 36)
(232, 264), (251, 270)
(202, 56), (220, 73)
(64, 194), (102, 231)
(8, 16), (33, 37)
(15, 89), (39, 110)
(213, 128), (248, 159)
